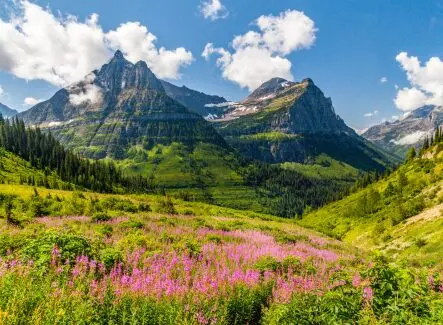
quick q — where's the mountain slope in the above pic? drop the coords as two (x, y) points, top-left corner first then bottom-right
(18, 51), (227, 159)
(0, 103), (17, 118)
(214, 78), (398, 171)
(299, 135), (443, 265)
(362, 105), (442, 157)
(160, 80), (228, 118)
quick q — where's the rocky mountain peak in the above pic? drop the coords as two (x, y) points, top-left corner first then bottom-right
(95, 51), (164, 93)
(113, 49), (124, 60)
(246, 77), (295, 102)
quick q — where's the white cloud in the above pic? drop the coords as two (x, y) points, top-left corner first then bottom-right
(394, 52), (443, 111)
(0, 85), (4, 97)
(391, 131), (427, 145)
(106, 22), (193, 79)
(69, 84), (102, 105)
(364, 110), (378, 118)
(394, 87), (428, 112)
(68, 73), (103, 105)
(23, 97), (43, 106)
(203, 10), (317, 91)
(380, 77), (388, 84)
(0, 1), (193, 87)
(200, 0), (228, 21)
(391, 115), (399, 121)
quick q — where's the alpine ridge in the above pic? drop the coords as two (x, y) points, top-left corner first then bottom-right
(362, 105), (443, 157)
(160, 80), (228, 119)
(213, 78), (398, 171)
(17, 51), (227, 159)
(0, 102), (17, 118)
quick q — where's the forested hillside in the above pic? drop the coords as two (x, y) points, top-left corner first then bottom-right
(300, 127), (443, 265)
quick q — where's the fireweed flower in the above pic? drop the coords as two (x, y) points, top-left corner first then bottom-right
(363, 286), (374, 304)
(352, 273), (362, 287)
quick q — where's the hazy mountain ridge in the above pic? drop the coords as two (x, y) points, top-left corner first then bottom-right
(0, 103), (18, 118)
(362, 105), (443, 156)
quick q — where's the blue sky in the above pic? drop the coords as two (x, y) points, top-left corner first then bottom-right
(1, 0), (443, 129)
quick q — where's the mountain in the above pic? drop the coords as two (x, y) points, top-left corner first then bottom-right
(0, 102), (17, 118)
(160, 80), (228, 119)
(362, 105), (443, 157)
(17, 50), (227, 159)
(213, 78), (398, 171)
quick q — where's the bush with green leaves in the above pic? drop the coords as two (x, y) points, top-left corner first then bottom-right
(22, 231), (92, 267)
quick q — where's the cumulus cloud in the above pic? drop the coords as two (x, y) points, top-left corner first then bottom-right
(0, 85), (4, 97)
(68, 73), (103, 105)
(364, 110), (378, 118)
(380, 77), (388, 84)
(394, 87), (428, 112)
(0, 1), (193, 87)
(391, 131), (427, 145)
(199, 0), (228, 21)
(23, 97), (43, 106)
(202, 10), (317, 91)
(106, 22), (193, 79)
(69, 84), (102, 105)
(394, 52), (443, 111)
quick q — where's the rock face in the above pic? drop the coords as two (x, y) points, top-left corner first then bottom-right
(18, 51), (227, 159)
(214, 78), (397, 171)
(160, 80), (228, 119)
(362, 106), (443, 157)
(0, 103), (17, 118)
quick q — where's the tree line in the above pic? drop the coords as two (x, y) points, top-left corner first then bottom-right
(0, 114), (154, 193)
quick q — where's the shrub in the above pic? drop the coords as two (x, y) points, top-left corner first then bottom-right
(254, 256), (281, 274)
(91, 213), (112, 223)
(100, 247), (122, 271)
(155, 197), (177, 214)
(22, 231), (92, 267)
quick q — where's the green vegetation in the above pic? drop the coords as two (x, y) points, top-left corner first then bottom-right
(239, 131), (299, 142)
(281, 154), (359, 182)
(299, 129), (443, 266)
(1, 184), (443, 324)
(2, 113), (443, 323)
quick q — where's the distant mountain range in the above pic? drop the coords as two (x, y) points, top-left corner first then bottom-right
(17, 50), (397, 172)
(362, 105), (443, 156)
(0, 103), (17, 118)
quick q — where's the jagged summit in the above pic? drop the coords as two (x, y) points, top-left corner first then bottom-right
(214, 76), (397, 170)
(246, 77), (294, 102)
(17, 52), (227, 159)
(95, 51), (164, 92)
(113, 49), (125, 59)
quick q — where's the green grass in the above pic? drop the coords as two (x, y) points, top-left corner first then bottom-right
(239, 132), (299, 142)
(299, 145), (443, 266)
(281, 154), (359, 181)
(0, 148), (70, 189)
